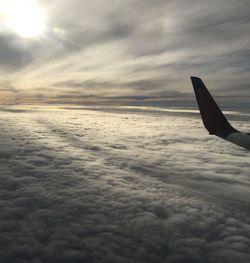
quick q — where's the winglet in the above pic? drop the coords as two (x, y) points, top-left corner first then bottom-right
(191, 76), (238, 138)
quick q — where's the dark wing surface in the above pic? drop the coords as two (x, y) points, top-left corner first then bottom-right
(191, 76), (250, 150)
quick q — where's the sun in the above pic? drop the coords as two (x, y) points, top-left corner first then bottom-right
(1, 0), (46, 38)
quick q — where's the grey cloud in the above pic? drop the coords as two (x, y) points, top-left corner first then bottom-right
(52, 78), (184, 97)
(0, 82), (17, 92)
(50, 21), (134, 54)
(0, 106), (249, 262)
(0, 0), (250, 102)
(0, 35), (33, 70)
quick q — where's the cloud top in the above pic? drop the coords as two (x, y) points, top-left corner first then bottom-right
(0, 105), (249, 262)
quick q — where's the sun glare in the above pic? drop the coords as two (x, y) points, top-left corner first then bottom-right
(1, 0), (46, 38)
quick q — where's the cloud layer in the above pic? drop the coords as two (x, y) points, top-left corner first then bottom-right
(0, 106), (249, 262)
(0, 0), (249, 103)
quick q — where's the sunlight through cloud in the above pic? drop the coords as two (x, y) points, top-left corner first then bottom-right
(1, 0), (46, 38)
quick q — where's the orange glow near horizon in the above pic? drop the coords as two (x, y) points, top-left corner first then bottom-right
(0, 91), (16, 104)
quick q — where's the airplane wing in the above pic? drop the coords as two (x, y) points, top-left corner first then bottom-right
(191, 76), (250, 151)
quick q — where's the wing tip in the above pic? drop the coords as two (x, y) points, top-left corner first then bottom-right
(190, 76), (202, 88)
(190, 76), (238, 137)
(190, 76), (200, 80)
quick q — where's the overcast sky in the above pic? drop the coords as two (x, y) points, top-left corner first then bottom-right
(0, 0), (249, 104)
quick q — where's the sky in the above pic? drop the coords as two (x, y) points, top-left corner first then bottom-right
(0, 0), (249, 104)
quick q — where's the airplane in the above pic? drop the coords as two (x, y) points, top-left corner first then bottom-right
(191, 76), (250, 151)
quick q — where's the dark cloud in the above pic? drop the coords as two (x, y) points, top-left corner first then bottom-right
(0, 106), (249, 262)
(52, 78), (185, 98)
(0, 35), (33, 70)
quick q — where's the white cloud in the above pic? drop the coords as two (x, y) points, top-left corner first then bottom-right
(0, 106), (249, 262)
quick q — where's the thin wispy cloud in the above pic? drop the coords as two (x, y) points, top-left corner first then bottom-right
(0, 0), (249, 103)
